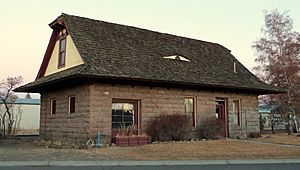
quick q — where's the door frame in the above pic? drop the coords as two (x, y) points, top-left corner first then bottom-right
(216, 98), (229, 137)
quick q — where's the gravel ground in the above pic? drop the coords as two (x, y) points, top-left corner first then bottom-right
(0, 136), (119, 161)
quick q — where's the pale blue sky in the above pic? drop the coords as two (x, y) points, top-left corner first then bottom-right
(1, 0), (300, 85)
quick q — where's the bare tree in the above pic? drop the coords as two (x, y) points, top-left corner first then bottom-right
(253, 9), (300, 134)
(0, 76), (23, 138)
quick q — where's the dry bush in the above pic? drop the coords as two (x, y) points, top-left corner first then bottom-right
(248, 132), (262, 138)
(146, 114), (192, 142)
(194, 117), (224, 140)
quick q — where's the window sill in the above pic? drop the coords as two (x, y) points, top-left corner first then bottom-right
(57, 65), (65, 69)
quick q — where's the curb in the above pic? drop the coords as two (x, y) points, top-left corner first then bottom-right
(1, 159), (300, 166)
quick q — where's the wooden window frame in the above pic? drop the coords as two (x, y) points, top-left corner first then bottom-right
(58, 33), (67, 68)
(111, 99), (141, 137)
(50, 98), (56, 115)
(233, 99), (241, 126)
(68, 96), (76, 114)
(185, 97), (196, 127)
(112, 99), (139, 126)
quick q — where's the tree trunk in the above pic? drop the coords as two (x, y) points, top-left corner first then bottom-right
(2, 113), (6, 138)
(287, 106), (294, 135)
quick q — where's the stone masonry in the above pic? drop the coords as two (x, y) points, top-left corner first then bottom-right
(40, 82), (259, 144)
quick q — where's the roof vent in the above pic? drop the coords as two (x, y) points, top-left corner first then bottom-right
(234, 62), (237, 73)
(163, 55), (190, 62)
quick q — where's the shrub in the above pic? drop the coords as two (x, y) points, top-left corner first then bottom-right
(146, 114), (192, 142)
(194, 117), (224, 140)
(259, 114), (266, 132)
(116, 124), (138, 137)
(247, 132), (262, 138)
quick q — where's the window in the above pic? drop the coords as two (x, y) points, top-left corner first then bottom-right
(185, 97), (196, 127)
(112, 100), (139, 129)
(69, 96), (75, 114)
(232, 100), (241, 126)
(111, 99), (140, 137)
(58, 35), (66, 68)
(112, 102), (135, 129)
(50, 99), (56, 115)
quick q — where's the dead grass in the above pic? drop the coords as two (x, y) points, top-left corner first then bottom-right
(92, 139), (300, 160)
(251, 133), (300, 146)
(2, 136), (300, 160)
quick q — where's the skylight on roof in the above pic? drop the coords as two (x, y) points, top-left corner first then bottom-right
(163, 55), (190, 62)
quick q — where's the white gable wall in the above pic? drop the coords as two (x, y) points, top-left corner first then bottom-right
(44, 34), (84, 76)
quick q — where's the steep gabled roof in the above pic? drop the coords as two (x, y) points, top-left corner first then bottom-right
(15, 13), (284, 94)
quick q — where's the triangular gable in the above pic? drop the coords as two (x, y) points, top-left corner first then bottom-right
(44, 34), (84, 76)
(35, 18), (84, 79)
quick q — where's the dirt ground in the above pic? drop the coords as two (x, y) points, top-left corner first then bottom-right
(1, 134), (300, 161)
(250, 133), (300, 146)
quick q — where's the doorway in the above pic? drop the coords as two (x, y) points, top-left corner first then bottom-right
(216, 98), (228, 137)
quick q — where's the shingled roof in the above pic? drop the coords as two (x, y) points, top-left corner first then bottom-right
(15, 13), (284, 94)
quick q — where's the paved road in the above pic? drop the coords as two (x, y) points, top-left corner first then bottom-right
(1, 160), (300, 170)
(1, 164), (300, 170)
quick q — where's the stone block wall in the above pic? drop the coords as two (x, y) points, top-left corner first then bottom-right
(40, 82), (259, 144)
(39, 84), (91, 144)
(89, 83), (259, 140)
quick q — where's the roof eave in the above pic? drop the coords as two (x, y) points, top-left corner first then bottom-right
(76, 74), (286, 94)
(14, 74), (286, 95)
(13, 74), (78, 93)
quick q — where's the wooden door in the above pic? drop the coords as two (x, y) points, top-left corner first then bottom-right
(216, 99), (227, 137)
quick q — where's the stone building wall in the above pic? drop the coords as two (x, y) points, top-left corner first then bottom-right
(88, 83), (259, 141)
(40, 82), (259, 144)
(39, 84), (91, 144)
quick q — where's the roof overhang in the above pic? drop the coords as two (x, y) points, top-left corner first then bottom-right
(14, 74), (286, 95)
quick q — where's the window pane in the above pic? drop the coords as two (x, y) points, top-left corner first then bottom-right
(58, 38), (66, 67)
(233, 101), (238, 113)
(123, 103), (133, 110)
(51, 99), (56, 114)
(60, 38), (66, 52)
(112, 103), (133, 110)
(232, 100), (240, 125)
(232, 113), (238, 125)
(112, 110), (122, 116)
(59, 52), (65, 66)
(112, 123), (119, 129)
(112, 102), (134, 128)
(185, 98), (194, 113)
(124, 115), (133, 122)
(69, 97), (75, 113)
(185, 97), (196, 127)
(112, 115), (122, 123)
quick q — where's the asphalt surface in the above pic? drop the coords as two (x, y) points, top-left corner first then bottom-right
(1, 160), (300, 170)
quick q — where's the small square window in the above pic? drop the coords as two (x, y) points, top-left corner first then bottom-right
(50, 99), (56, 115)
(69, 96), (75, 114)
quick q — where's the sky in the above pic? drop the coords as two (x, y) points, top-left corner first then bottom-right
(1, 0), (300, 97)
